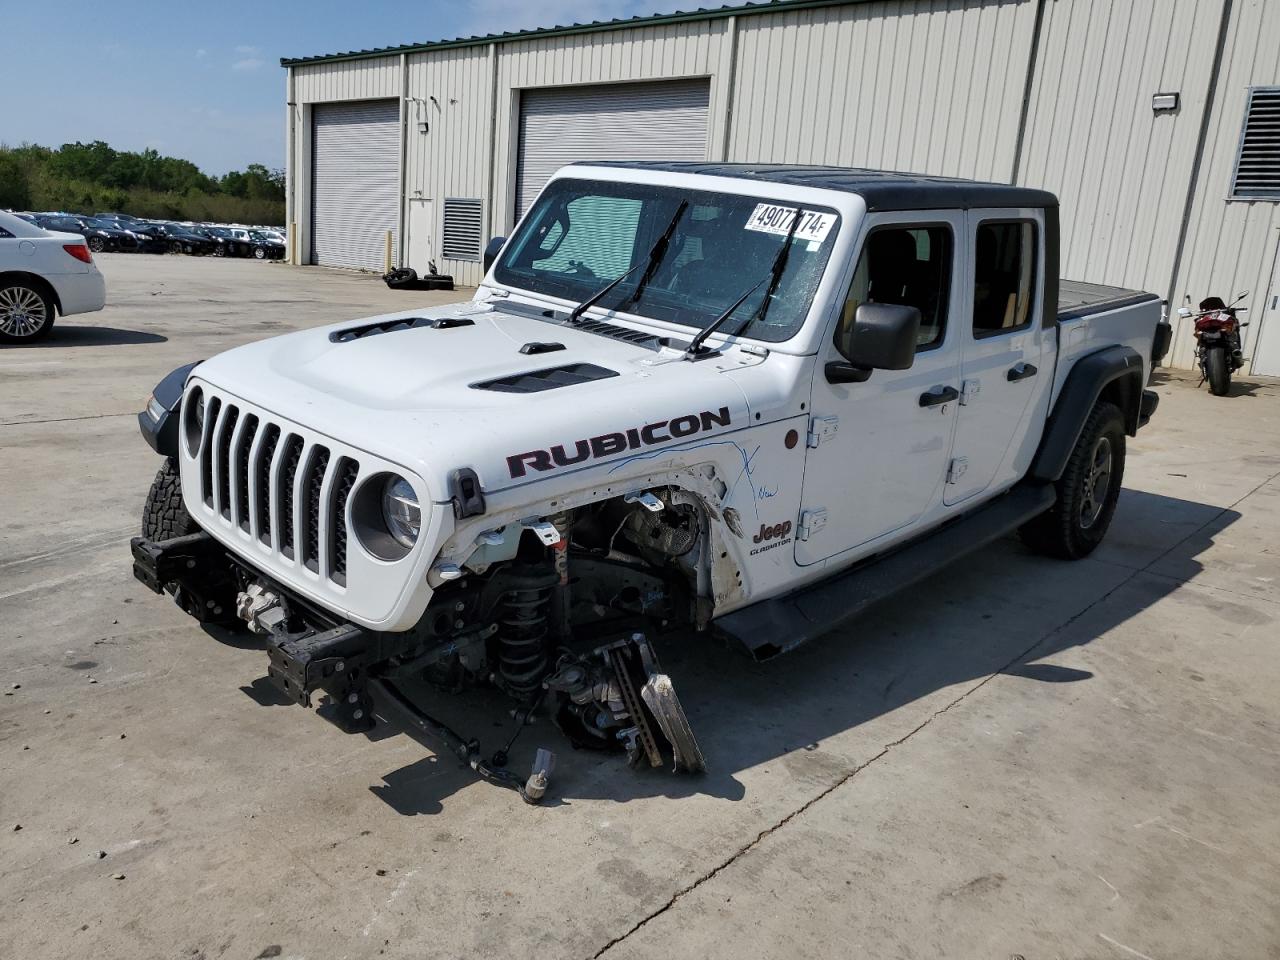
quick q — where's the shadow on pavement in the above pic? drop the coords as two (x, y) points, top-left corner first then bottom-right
(12, 325), (168, 347)
(234, 489), (1239, 815)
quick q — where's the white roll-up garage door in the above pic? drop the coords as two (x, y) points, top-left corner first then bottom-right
(311, 100), (399, 270)
(515, 79), (710, 219)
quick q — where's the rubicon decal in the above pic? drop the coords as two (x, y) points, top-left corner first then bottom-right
(507, 406), (732, 478)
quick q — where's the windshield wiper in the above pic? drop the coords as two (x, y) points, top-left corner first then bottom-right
(684, 207), (805, 358)
(620, 199), (688, 310)
(683, 279), (767, 357)
(564, 199), (690, 325)
(564, 263), (643, 325)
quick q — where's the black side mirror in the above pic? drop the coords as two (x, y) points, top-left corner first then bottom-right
(826, 302), (921, 384)
(483, 236), (506, 273)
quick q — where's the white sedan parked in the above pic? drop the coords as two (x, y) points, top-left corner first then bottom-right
(0, 210), (107, 342)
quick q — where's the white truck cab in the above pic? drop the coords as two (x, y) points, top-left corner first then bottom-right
(132, 163), (1169, 799)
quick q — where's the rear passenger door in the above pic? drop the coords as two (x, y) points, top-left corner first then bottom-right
(944, 211), (1052, 506)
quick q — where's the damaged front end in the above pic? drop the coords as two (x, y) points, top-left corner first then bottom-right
(130, 493), (706, 803)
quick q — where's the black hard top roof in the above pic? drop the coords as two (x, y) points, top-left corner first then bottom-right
(571, 161), (1058, 211)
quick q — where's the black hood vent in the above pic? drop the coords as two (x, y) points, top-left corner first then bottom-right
(329, 315), (474, 343)
(471, 362), (619, 394)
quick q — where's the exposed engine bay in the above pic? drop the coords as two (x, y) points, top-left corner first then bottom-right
(137, 488), (710, 803)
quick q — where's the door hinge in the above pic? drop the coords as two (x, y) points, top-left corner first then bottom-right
(946, 457), (968, 484)
(807, 416), (839, 448)
(798, 508), (828, 541)
(960, 379), (981, 405)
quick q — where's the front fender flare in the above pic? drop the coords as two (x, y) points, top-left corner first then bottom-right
(1030, 345), (1143, 483)
(138, 360), (201, 457)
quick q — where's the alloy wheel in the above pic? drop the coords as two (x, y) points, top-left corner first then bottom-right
(0, 286), (49, 338)
(1079, 436), (1112, 529)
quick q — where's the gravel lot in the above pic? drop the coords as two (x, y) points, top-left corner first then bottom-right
(2, 253), (1279, 960)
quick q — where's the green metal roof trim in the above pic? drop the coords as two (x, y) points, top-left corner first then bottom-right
(280, 0), (872, 66)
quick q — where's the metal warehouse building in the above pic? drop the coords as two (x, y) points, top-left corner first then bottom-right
(281, 0), (1280, 374)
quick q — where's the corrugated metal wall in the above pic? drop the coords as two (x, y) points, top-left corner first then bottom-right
(1168, 0), (1280, 370)
(490, 19), (733, 258)
(1016, 0), (1224, 311)
(284, 0), (1280, 365)
(293, 55), (402, 102)
(728, 0), (1036, 181)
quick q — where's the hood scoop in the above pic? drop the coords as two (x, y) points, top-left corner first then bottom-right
(471, 362), (619, 394)
(329, 315), (474, 343)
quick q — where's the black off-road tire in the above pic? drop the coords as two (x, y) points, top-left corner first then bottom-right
(1019, 401), (1126, 560)
(1206, 347), (1231, 396)
(142, 458), (198, 541)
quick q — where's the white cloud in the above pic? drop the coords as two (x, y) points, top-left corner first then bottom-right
(196, 48), (207, 58)
(232, 58), (264, 72)
(235, 44), (260, 55)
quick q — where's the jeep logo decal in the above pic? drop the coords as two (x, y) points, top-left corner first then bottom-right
(506, 406), (732, 479)
(752, 521), (792, 544)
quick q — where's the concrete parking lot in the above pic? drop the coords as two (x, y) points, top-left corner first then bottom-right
(2, 253), (1278, 960)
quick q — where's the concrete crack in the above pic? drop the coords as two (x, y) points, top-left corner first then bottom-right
(590, 467), (1280, 958)
(1, 411), (134, 427)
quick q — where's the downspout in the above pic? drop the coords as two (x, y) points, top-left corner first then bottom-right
(719, 15), (740, 161)
(486, 41), (500, 241)
(286, 66), (297, 264)
(1010, 0), (1048, 184)
(398, 52), (409, 269)
(1166, 0), (1235, 305)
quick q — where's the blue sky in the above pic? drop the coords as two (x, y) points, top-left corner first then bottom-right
(0, 0), (687, 175)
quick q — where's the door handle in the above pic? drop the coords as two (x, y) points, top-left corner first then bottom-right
(1007, 362), (1038, 382)
(919, 385), (960, 407)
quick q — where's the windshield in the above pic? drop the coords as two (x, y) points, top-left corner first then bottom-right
(492, 179), (840, 344)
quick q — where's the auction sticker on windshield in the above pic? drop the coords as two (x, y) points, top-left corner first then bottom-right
(744, 204), (836, 247)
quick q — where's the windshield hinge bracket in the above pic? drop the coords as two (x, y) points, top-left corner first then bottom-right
(807, 416), (839, 448)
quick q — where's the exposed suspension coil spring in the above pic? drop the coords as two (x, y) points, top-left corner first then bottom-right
(497, 568), (557, 700)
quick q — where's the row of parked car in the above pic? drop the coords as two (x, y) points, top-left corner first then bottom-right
(11, 211), (287, 260)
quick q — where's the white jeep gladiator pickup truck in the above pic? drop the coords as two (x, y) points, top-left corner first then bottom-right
(131, 162), (1171, 801)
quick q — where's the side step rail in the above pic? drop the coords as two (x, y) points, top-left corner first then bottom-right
(715, 483), (1056, 660)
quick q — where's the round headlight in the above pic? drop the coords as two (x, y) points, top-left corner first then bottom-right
(382, 476), (420, 548)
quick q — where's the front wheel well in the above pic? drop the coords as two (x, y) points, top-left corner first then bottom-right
(0, 271), (62, 315)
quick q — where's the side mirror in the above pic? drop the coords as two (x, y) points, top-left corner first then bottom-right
(827, 302), (921, 384)
(483, 236), (506, 273)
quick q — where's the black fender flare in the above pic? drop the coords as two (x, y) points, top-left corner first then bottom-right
(138, 360), (201, 457)
(1029, 345), (1144, 482)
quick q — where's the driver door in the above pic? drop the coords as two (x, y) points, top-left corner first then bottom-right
(796, 213), (966, 566)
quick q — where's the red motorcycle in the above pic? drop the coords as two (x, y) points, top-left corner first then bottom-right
(1180, 293), (1249, 396)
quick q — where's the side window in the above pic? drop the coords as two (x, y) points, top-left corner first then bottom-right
(0, 226), (13, 239)
(836, 225), (952, 357)
(973, 221), (1037, 335)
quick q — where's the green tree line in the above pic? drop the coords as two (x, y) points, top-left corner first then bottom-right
(0, 140), (285, 225)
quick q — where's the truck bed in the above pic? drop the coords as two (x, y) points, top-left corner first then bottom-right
(1058, 279), (1157, 321)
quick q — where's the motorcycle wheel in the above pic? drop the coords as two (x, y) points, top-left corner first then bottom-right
(1207, 346), (1231, 396)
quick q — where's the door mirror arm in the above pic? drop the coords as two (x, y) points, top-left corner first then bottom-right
(824, 361), (873, 384)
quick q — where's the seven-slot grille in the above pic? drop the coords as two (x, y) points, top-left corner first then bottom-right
(195, 397), (359, 586)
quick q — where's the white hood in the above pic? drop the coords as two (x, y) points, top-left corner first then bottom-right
(193, 300), (756, 503)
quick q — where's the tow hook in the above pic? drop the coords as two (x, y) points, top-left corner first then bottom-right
(236, 582), (286, 634)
